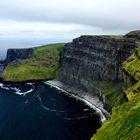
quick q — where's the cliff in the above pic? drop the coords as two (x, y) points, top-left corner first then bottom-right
(2, 30), (140, 140)
(56, 32), (140, 139)
(122, 46), (140, 100)
(57, 35), (137, 110)
(2, 43), (64, 81)
(5, 48), (33, 64)
(92, 45), (140, 140)
(124, 30), (140, 41)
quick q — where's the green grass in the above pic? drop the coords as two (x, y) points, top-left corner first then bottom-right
(92, 46), (140, 140)
(122, 46), (140, 99)
(122, 46), (140, 81)
(124, 81), (140, 100)
(91, 94), (140, 140)
(91, 80), (125, 107)
(2, 43), (65, 81)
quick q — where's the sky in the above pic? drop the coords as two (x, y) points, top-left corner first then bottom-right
(0, 0), (140, 58)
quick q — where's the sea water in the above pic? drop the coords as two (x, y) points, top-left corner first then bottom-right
(0, 81), (101, 140)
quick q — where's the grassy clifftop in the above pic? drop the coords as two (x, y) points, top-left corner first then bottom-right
(92, 95), (140, 140)
(2, 43), (64, 81)
(122, 46), (140, 100)
(91, 46), (140, 140)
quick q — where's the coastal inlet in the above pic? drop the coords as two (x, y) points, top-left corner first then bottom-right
(0, 81), (101, 140)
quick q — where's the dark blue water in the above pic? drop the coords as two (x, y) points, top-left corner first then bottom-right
(0, 81), (101, 140)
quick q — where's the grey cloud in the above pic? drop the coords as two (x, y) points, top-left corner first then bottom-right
(0, 0), (140, 31)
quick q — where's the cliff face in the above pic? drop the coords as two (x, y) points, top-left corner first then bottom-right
(5, 48), (33, 64)
(56, 33), (140, 140)
(57, 36), (137, 108)
(1, 31), (140, 140)
(2, 44), (64, 81)
(59, 36), (136, 81)
(124, 30), (140, 41)
(92, 45), (140, 140)
(122, 46), (140, 100)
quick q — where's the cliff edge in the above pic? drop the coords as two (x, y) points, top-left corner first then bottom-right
(5, 48), (33, 64)
(2, 30), (140, 140)
(2, 43), (64, 81)
(57, 35), (137, 111)
(92, 45), (140, 140)
(91, 31), (140, 140)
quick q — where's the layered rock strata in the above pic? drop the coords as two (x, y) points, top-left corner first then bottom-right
(5, 48), (33, 64)
(57, 35), (137, 111)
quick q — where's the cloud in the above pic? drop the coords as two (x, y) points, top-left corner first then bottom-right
(0, 20), (104, 40)
(0, 0), (139, 44)
(0, 0), (140, 58)
(0, 0), (140, 31)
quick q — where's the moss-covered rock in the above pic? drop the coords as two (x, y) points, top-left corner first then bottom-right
(122, 46), (140, 81)
(90, 80), (125, 108)
(2, 43), (64, 81)
(91, 94), (140, 140)
(91, 45), (140, 140)
(124, 81), (140, 100)
(122, 46), (140, 99)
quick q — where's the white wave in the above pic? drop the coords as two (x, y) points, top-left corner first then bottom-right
(27, 83), (34, 86)
(0, 83), (3, 87)
(83, 108), (89, 111)
(25, 100), (29, 104)
(37, 94), (66, 113)
(14, 83), (34, 96)
(14, 88), (33, 96)
(0, 82), (34, 96)
(37, 94), (95, 121)
(44, 80), (107, 122)
(0, 83), (12, 90)
(56, 112), (95, 121)
(44, 81), (67, 94)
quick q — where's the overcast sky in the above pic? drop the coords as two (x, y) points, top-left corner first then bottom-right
(0, 0), (140, 42)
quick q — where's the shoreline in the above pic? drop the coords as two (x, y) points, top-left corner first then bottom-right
(0, 78), (110, 121)
(44, 80), (110, 122)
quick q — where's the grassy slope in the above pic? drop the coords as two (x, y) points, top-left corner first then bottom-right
(122, 46), (140, 81)
(92, 95), (140, 140)
(122, 46), (140, 100)
(91, 80), (125, 107)
(91, 47), (140, 140)
(2, 43), (64, 81)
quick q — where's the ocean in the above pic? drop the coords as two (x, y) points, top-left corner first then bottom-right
(0, 38), (101, 140)
(0, 81), (101, 140)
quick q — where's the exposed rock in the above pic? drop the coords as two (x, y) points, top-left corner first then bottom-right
(2, 44), (64, 81)
(0, 60), (3, 66)
(124, 30), (140, 41)
(57, 35), (137, 110)
(5, 48), (33, 64)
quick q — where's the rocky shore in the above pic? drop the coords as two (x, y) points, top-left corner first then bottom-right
(45, 80), (110, 120)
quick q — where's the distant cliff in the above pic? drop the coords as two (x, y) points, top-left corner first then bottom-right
(2, 44), (64, 81)
(5, 48), (33, 64)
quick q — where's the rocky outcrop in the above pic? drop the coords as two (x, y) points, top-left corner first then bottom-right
(92, 33), (140, 140)
(2, 44), (64, 82)
(57, 35), (138, 110)
(124, 30), (140, 41)
(122, 45), (140, 100)
(5, 48), (33, 64)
